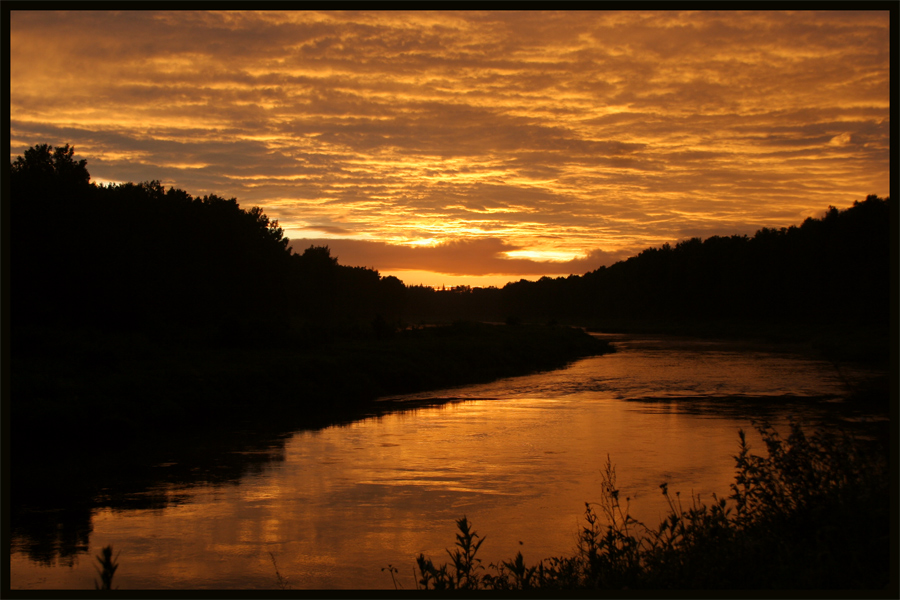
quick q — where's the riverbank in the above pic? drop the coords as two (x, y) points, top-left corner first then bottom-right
(582, 324), (892, 427)
(584, 317), (891, 369)
(11, 321), (612, 455)
(9, 321), (613, 568)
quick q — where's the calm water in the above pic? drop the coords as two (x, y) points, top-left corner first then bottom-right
(9, 333), (884, 590)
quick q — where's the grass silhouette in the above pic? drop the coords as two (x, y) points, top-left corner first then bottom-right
(408, 422), (889, 590)
(93, 545), (119, 591)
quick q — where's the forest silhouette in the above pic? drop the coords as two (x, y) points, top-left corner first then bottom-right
(10, 144), (891, 349)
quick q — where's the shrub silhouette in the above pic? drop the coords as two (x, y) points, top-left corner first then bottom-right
(411, 423), (889, 590)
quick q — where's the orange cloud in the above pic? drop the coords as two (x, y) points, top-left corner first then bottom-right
(10, 10), (890, 284)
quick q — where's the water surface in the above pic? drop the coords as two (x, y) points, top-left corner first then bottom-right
(10, 333), (882, 590)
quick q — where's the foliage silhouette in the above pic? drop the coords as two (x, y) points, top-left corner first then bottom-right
(495, 195), (890, 330)
(10, 143), (90, 192)
(93, 545), (119, 590)
(411, 423), (889, 590)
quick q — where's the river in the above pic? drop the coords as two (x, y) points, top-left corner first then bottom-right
(8, 333), (887, 590)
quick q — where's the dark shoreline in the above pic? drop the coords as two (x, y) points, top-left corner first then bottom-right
(12, 322), (613, 455)
(13, 316), (890, 464)
(9, 322), (613, 567)
(584, 317), (891, 370)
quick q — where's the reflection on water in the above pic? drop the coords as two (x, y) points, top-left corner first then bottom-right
(10, 427), (292, 568)
(9, 334), (885, 590)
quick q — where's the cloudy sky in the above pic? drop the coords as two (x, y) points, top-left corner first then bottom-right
(9, 10), (891, 287)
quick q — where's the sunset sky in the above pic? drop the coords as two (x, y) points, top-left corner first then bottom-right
(9, 10), (891, 287)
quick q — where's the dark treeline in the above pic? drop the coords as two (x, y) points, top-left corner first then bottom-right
(414, 196), (891, 335)
(10, 144), (891, 352)
(9, 144), (409, 346)
(516, 196), (890, 326)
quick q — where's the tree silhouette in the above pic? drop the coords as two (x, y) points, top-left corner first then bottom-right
(10, 143), (90, 191)
(485, 195), (891, 330)
(9, 144), (298, 338)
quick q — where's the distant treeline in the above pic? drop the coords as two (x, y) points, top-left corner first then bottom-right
(533, 197), (889, 323)
(412, 197), (891, 335)
(9, 144), (892, 345)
